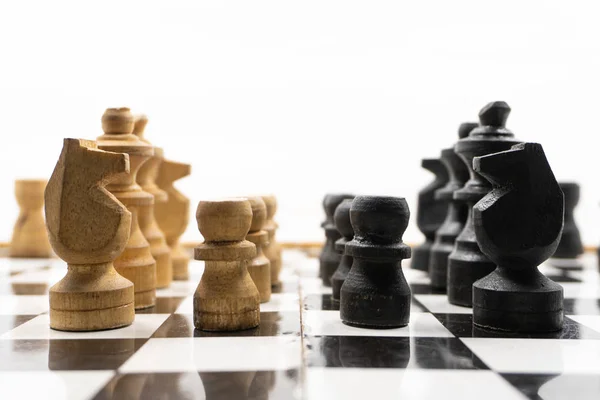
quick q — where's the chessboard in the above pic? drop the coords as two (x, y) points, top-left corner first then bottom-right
(1, 248), (600, 400)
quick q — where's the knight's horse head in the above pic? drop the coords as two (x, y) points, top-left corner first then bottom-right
(45, 138), (132, 264)
(472, 143), (564, 268)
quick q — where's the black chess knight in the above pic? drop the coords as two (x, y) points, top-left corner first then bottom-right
(472, 142), (564, 333)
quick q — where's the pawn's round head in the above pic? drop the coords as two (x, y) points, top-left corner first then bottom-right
(323, 193), (355, 219)
(196, 198), (252, 242)
(101, 108), (135, 135)
(15, 179), (47, 209)
(334, 199), (354, 239)
(246, 196), (267, 233)
(350, 196), (410, 245)
(261, 195), (277, 220)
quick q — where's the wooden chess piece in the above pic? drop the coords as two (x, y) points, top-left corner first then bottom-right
(411, 158), (449, 272)
(550, 182), (584, 270)
(428, 137), (469, 290)
(155, 158), (192, 280)
(97, 108), (157, 310)
(46, 138), (134, 331)
(331, 199), (354, 302)
(319, 194), (355, 286)
(10, 179), (53, 258)
(472, 142), (564, 332)
(11, 282), (48, 295)
(245, 196), (271, 303)
(340, 196), (412, 328)
(448, 103), (522, 307)
(194, 198), (260, 331)
(132, 115), (173, 288)
(261, 195), (282, 289)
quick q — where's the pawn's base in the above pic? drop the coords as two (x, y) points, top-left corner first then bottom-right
(269, 259), (282, 290)
(247, 256), (271, 303)
(134, 289), (156, 310)
(331, 255), (352, 302)
(331, 278), (343, 302)
(194, 308), (260, 332)
(429, 244), (453, 290)
(340, 291), (411, 329)
(172, 254), (190, 281)
(154, 250), (173, 289)
(49, 303), (135, 332)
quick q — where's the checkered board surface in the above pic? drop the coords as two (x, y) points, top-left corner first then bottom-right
(2, 250), (600, 399)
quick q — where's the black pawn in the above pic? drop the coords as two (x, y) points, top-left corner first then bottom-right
(319, 193), (354, 286)
(428, 134), (470, 290)
(412, 158), (449, 272)
(551, 182), (584, 270)
(472, 142), (564, 333)
(448, 102), (522, 307)
(340, 196), (412, 328)
(331, 199), (354, 302)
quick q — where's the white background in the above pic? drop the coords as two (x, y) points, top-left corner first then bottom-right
(1, 0), (599, 246)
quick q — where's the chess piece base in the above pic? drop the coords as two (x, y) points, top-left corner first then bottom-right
(340, 261), (411, 328)
(428, 244), (453, 290)
(115, 260), (157, 310)
(193, 307), (260, 332)
(447, 240), (496, 307)
(268, 256), (282, 288)
(320, 249), (340, 287)
(49, 263), (135, 331)
(172, 253), (190, 281)
(50, 304), (135, 331)
(410, 241), (432, 272)
(134, 290), (157, 310)
(247, 255), (271, 303)
(473, 270), (564, 332)
(154, 250), (172, 289)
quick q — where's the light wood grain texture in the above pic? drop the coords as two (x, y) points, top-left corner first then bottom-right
(133, 115), (173, 288)
(10, 179), (52, 258)
(155, 158), (191, 280)
(194, 198), (260, 331)
(261, 195), (282, 288)
(46, 138), (135, 331)
(245, 196), (271, 303)
(97, 108), (157, 310)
